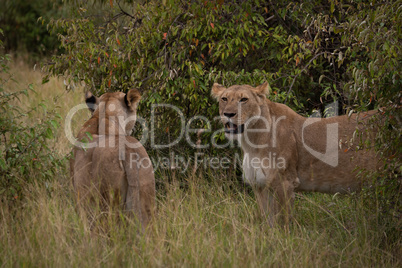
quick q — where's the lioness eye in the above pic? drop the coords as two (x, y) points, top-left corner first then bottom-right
(240, 98), (248, 102)
(221, 97), (228, 102)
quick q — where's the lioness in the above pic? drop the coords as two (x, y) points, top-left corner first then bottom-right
(211, 82), (377, 225)
(70, 89), (155, 229)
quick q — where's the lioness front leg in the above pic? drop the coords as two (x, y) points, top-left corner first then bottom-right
(271, 179), (296, 226)
(255, 186), (277, 226)
(255, 171), (296, 226)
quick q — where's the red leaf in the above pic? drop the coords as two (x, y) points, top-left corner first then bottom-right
(210, 22), (214, 29)
(116, 38), (121, 45)
(108, 79), (111, 87)
(163, 32), (167, 40)
(98, 57), (100, 64)
(105, 52), (109, 58)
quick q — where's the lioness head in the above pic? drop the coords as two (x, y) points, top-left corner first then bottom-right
(211, 82), (269, 140)
(85, 89), (141, 135)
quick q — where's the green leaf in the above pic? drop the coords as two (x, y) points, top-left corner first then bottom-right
(85, 132), (93, 141)
(50, 120), (59, 129)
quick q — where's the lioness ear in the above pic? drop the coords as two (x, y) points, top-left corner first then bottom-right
(85, 92), (98, 114)
(211, 83), (226, 100)
(124, 88), (141, 111)
(254, 81), (270, 96)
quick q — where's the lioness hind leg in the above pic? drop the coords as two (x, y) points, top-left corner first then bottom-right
(122, 159), (146, 232)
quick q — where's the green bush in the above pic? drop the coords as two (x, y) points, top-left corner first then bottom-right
(43, 0), (401, 122)
(0, 31), (65, 202)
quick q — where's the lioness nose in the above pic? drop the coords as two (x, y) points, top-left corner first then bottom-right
(224, 112), (236, 118)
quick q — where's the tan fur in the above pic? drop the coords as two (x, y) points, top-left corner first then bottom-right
(70, 89), (155, 229)
(212, 82), (378, 226)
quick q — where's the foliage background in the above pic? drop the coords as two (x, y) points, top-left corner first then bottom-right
(43, 0), (401, 147)
(0, 0), (68, 59)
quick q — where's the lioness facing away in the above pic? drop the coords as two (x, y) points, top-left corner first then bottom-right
(212, 82), (377, 226)
(70, 89), (155, 229)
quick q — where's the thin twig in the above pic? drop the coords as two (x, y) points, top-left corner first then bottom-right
(117, 0), (136, 20)
(284, 52), (325, 104)
(265, 15), (275, 22)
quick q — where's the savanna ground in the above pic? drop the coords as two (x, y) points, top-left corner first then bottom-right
(0, 60), (400, 267)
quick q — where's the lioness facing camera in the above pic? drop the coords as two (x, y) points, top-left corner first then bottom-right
(211, 82), (377, 225)
(70, 89), (155, 229)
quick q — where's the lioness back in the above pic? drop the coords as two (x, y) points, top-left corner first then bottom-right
(71, 89), (155, 229)
(269, 101), (377, 193)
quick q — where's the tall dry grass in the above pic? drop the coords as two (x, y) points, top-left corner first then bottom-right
(0, 60), (399, 267)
